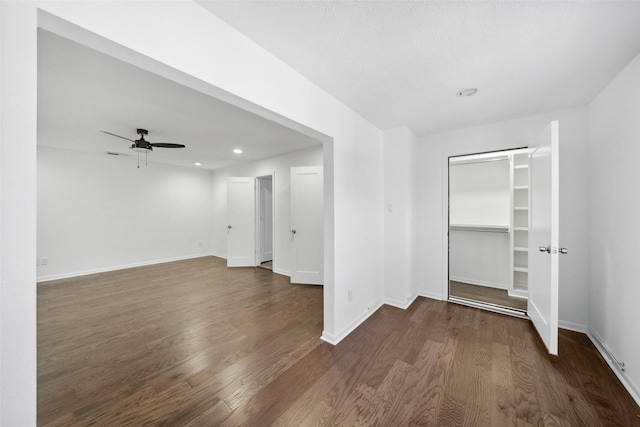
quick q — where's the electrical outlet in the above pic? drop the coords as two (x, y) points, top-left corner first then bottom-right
(348, 289), (353, 302)
(198, 241), (204, 247)
(42, 258), (48, 266)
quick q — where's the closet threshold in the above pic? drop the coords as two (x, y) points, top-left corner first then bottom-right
(448, 296), (528, 319)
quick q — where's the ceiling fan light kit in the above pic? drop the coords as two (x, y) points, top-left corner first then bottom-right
(100, 128), (186, 168)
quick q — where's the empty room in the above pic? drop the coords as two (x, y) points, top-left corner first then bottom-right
(2, 1), (640, 425)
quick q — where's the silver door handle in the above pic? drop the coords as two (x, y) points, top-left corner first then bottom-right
(559, 248), (568, 254)
(227, 225), (232, 229)
(291, 229), (296, 234)
(538, 246), (550, 253)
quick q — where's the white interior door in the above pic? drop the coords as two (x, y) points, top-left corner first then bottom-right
(290, 166), (323, 285)
(529, 121), (560, 355)
(227, 177), (255, 267)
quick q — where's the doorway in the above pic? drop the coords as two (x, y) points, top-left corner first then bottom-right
(257, 174), (274, 270)
(448, 148), (530, 314)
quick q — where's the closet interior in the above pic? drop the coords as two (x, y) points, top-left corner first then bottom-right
(448, 148), (531, 312)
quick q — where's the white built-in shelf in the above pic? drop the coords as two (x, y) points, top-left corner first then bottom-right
(511, 150), (531, 297)
(449, 224), (509, 233)
(513, 282), (529, 291)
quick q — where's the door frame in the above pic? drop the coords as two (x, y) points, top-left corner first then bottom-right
(255, 172), (275, 266)
(441, 143), (529, 306)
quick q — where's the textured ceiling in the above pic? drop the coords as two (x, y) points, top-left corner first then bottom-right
(198, 1), (640, 136)
(38, 30), (320, 170)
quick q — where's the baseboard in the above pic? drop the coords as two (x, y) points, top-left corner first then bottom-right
(37, 253), (216, 283)
(450, 276), (508, 291)
(558, 320), (587, 333)
(418, 289), (444, 301)
(508, 289), (528, 299)
(210, 252), (226, 259)
(384, 293), (419, 310)
(587, 328), (640, 407)
(321, 299), (384, 345)
(273, 268), (290, 277)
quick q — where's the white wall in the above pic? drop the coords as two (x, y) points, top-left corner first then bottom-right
(210, 146), (323, 276)
(413, 107), (590, 331)
(37, 147), (215, 281)
(1, 3), (38, 425)
(449, 160), (510, 226)
(448, 159), (511, 289)
(588, 50), (640, 402)
(383, 127), (416, 308)
(449, 230), (510, 289)
(1, 3), (384, 422)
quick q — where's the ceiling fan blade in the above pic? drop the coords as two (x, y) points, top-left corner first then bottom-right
(150, 143), (186, 148)
(100, 130), (135, 142)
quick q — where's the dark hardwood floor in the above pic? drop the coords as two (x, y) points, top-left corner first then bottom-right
(449, 280), (528, 312)
(38, 256), (640, 426)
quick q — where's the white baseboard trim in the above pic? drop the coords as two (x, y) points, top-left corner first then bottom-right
(449, 276), (508, 291)
(211, 252), (226, 259)
(587, 328), (640, 407)
(418, 289), (444, 301)
(558, 320), (587, 333)
(37, 253), (216, 283)
(273, 268), (290, 277)
(384, 293), (419, 310)
(321, 299), (384, 345)
(507, 289), (528, 299)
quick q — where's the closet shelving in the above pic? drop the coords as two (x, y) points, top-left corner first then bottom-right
(510, 150), (531, 299)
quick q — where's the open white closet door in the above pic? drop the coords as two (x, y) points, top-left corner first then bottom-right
(529, 121), (564, 355)
(227, 177), (255, 267)
(290, 166), (323, 285)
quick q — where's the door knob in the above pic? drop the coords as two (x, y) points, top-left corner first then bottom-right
(538, 246), (550, 253)
(227, 225), (232, 229)
(559, 248), (568, 254)
(291, 229), (297, 234)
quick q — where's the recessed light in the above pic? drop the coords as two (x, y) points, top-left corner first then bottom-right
(456, 88), (478, 97)
(194, 162), (202, 166)
(233, 149), (243, 154)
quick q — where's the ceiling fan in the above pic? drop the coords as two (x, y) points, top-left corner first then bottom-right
(101, 128), (186, 152)
(100, 128), (185, 168)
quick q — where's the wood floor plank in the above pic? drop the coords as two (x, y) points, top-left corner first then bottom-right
(37, 256), (640, 426)
(450, 280), (527, 311)
(491, 342), (516, 426)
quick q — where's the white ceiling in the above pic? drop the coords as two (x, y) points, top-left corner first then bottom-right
(198, 1), (640, 136)
(37, 30), (321, 170)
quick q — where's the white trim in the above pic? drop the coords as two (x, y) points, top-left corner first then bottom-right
(418, 289), (444, 301)
(587, 328), (640, 407)
(384, 293), (419, 310)
(321, 299), (384, 345)
(558, 320), (587, 333)
(442, 143), (530, 318)
(211, 251), (227, 259)
(508, 289), (528, 299)
(37, 253), (217, 283)
(273, 268), (291, 277)
(449, 276), (508, 291)
(449, 296), (528, 319)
